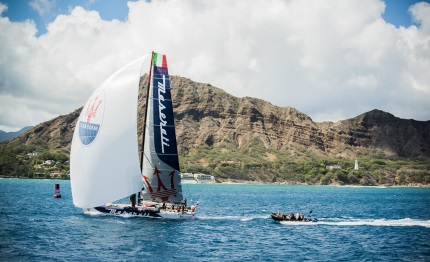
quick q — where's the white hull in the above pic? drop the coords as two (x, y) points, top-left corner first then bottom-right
(158, 210), (197, 219)
(85, 201), (199, 220)
(85, 208), (197, 220)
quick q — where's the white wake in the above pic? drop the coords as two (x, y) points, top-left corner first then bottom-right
(280, 218), (430, 228)
(197, 215), (268, 221)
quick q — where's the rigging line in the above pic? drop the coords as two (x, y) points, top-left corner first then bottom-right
(140, 51), (154, 171)
(140, 118), (155, 171)
(141, 152), (155, 170)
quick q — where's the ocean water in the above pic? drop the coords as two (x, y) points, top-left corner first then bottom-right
(0, 179), (429, 261)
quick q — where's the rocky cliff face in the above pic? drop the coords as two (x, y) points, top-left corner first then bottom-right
(2, 76), (429, 158)
(171, 76), (319, 154)
(337, 110), (430, 157)
(169, 76), (430, 158)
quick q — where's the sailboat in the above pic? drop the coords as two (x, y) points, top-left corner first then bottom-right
(70, 52), (198, 219)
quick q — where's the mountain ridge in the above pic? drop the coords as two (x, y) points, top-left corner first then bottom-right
(0, 126), (33, 142)
(1, 75), (429, 184)
(1, 75), (429, 159)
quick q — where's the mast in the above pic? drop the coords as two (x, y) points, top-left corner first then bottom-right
(136, 52), (154, 205)
(140, 51), (154, 170)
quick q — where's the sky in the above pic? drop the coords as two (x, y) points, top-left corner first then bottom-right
(0, 0), (429, 132)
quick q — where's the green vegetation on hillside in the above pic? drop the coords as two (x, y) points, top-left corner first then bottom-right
(180, 140), (430, 186)
(1, 143), (429, 186)
(0, 145), (69, 179)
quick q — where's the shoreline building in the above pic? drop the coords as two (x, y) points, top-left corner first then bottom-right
(181, 173), (215, 184)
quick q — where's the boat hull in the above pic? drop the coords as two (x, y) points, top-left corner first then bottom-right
(271, 213), (318, 222)
(90, 205), (197, 219)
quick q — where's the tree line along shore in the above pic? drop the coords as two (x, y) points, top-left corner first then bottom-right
(1, 145), (429, 186)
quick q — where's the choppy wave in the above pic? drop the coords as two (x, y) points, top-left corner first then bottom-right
(280, 218), (430, 228)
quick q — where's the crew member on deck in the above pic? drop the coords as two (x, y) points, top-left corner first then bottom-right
(129, 194), (136, 208)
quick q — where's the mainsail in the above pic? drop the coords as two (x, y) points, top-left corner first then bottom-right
(140, 52), (183, 204)
(70, 56), (148, 208)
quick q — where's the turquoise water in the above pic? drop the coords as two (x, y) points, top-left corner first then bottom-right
(1, 179), (429, 261)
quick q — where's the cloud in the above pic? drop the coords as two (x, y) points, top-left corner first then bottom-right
(0, 0), (429, 131)
(29, 0), (55, 18)
(410, 1), (430, 33)
(0, 3), (6, 14)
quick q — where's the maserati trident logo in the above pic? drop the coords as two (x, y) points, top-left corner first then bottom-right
(143, 166), (177, 202)
(85, 96), (103, 122)
(79, 90), (105, 146)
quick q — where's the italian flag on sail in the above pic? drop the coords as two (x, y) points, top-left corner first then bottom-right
(152, 52), (168, 68)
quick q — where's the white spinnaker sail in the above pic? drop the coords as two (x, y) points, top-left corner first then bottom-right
(141, 53), (183, 204)
(71, 56), (148, 208)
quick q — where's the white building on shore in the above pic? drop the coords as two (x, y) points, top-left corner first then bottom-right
(181, 173), (215, 184)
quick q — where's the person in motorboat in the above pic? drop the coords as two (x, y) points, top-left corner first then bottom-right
(308, 210), (313, 218)
(272, 210), (317, 222)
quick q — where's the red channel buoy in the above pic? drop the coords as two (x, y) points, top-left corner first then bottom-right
(53, 183), (61, 198)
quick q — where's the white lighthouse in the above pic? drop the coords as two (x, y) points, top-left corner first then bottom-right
(354, 158), (359, 170)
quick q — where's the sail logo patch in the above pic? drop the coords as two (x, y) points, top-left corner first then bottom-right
(79, 90), (105, 146)
(158, 74), (170, 153)
(143, 166), (178, 202)
(152, 63), (179, 171)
